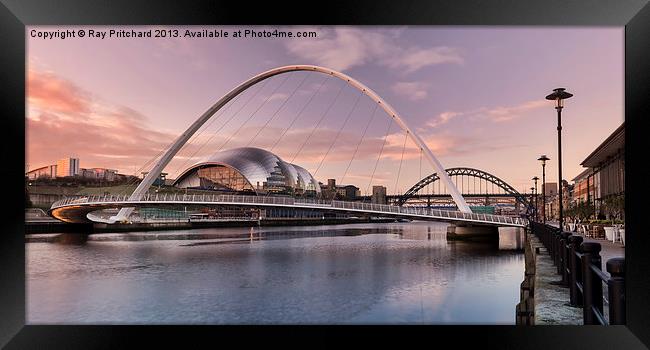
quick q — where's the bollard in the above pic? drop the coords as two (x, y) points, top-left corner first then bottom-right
(568, 235), (583, 306)
(580, 242), (603, 325)
(607, 258), (626, 325)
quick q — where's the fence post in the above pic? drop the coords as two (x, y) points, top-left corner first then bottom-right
(553, 229), (561, 268)
(549, 228), (556, 264)
(559, 232), (571, 282)
(580, 242), (603, 325)
(568, 235), (584, 306)
(606, 258), (625, 325)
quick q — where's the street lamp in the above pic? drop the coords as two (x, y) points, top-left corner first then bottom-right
(530, 187), (535, 219)
(538, 155), (550, 224)
(532, 176), (539, 221)
(546, 87), (573, 230)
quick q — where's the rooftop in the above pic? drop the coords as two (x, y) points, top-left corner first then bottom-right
(571, 168), (592, 182)
(581, 122), (624, 168)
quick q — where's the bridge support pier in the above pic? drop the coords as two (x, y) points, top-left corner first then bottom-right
(446, 224), (498, 241)
(498, 226), (526, 250)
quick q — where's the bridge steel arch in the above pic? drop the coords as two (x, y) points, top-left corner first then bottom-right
(111, 65), (471, 223)
(398, 167), (531, 210)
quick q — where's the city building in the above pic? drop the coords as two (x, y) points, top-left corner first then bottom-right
(372, 185), (387, 205)
(546, 194), (559, 221)
(571, 168), (591, 204)
(580, 122), (624, 217)
(80, 168), (118, 181)
(336, 185), (360, 200)
(319, 178), (361, 200)
(542, 182), (557, 198)
(56, 157), (80, 177)
(561, 180), (572, 210)
(173, 147), (320, 197)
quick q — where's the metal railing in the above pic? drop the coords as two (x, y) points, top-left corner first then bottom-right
(51, 194), (528, 227)
(532, 222), (625, 325)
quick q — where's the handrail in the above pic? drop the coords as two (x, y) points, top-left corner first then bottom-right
(531, 222), (625, 325)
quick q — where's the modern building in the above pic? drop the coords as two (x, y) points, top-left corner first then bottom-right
(372, 185), (387, 205)
(56, 158), (80, 177)
(173, 147), (320, 197)
(578, 122), (625, 218)
(26, 165), (57, 180)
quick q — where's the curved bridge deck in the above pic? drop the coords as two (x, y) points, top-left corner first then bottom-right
(50, 194), (528, 227)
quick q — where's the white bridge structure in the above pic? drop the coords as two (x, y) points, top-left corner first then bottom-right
(48, 64), (526, 228)
(50, 194), (527, 227)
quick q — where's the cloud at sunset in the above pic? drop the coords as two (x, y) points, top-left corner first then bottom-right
(27, 69), (92, 115)
(27, 69), (175, 172)
(26, 26), (624, 191)
(391, 81), (430, 101)
(285, 27), (463, 73)
(427, 100), (549, 129)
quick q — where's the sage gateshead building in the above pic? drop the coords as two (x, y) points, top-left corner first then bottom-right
(173, 147), (321, 197)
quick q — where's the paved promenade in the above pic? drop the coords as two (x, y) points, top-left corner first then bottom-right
(533, 223), (624, 324)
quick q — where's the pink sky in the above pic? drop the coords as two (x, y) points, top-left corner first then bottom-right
(26, 26), (623, 195)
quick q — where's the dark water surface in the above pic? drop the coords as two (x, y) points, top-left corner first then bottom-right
(26, 222), (524, 324)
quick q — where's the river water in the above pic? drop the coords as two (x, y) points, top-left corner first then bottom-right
(26, 222), (524, 324)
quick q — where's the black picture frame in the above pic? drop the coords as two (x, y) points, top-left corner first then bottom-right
(2, 0), (649, 348)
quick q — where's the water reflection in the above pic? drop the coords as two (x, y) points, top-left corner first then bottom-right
(26, 222), (524, 324)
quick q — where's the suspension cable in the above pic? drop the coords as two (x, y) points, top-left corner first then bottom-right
(167, 79), (269, 180)
(165, 93), (245, 181)
(340, 102), (380, 185)
(289, 80), (346, 165)
(218, 74), (290, 152)
(270, 76), (329, 153)
(247, 73), (310, 147)
(312, 91), (363, 178)
(393, 131), (409, 196)
(419, 148), (422, 195)
(365, 117), (394, 201)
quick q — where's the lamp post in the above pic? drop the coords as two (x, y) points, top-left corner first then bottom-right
(546, 88), (573, 230)
(532, 176), (539, 221)
(538, 155), (550, 224)
(530, 187), (535, 219)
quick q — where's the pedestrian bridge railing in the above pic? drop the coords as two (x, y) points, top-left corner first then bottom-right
(51, 193), (528, 227)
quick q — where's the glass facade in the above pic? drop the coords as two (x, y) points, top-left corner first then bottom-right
(174, 147), (321, 196)
(197, 165), (255, 192)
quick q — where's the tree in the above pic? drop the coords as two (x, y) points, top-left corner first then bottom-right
(574, 200), (594, 221)
(603, 194), (624, 221)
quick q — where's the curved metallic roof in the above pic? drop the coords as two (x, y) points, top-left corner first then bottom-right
(174, 147), (320, 194)
(291, 163), (321, 193)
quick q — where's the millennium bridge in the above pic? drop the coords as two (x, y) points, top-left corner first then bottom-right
(48, 64), (530, 229)
(50, 194), (527, 227)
